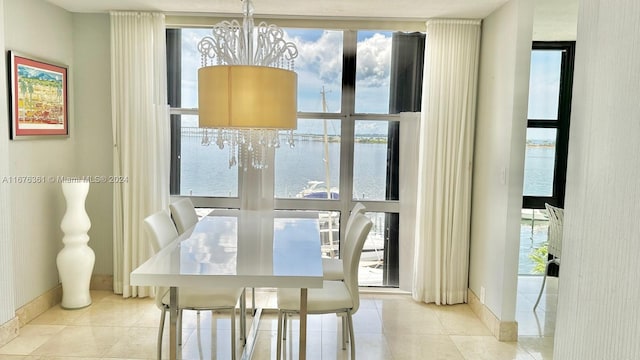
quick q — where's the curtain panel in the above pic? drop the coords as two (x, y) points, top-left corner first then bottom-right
(412, 19), (481, 305)
(110, 12), (170, 297)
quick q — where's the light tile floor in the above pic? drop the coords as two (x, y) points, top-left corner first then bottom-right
(0, 276), (556, 359)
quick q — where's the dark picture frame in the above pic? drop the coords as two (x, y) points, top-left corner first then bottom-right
(8, 51), (69, 139)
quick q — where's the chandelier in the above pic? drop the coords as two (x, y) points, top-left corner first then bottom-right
(197, 0), (299, 170)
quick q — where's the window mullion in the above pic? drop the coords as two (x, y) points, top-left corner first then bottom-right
(339, 30), (357, 226)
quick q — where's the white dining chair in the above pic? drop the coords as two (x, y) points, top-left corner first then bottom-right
(533, 203), (564, 310)
(276, 213), (372, 359)
(143, 210), (245, 360)
(321, 203), (367, 343)
(322, 202), (366, 281)
(169, 198), (199, 234)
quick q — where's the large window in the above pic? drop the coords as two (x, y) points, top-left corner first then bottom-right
(522, 42), (574, 209)
(167, 23), (424, 287)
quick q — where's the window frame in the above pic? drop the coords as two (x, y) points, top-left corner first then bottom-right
(523, 41), (575, 209)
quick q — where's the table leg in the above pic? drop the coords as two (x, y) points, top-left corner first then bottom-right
(240, 288), (246, 344)
(169, 287), (179, 360)
(299, 288), (307, 360)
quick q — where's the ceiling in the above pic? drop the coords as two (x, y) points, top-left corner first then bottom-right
(44, 0), (511, 19)
(44, 0), (578, 40)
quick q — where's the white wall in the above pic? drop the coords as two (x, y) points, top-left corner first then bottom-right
(469, 0), (533, 321)
(532, 0), (578, 41)
(0, 0), (17, 325)
(4, 0), (76, 308)
(554, 0), (640, 358)
(3, 0), (112, 309)
(71, 13), (113, 276)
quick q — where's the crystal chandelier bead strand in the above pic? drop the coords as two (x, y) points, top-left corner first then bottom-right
(197, 0), (298, 170)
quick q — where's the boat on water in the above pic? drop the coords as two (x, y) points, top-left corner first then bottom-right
(296, 180), (339, 199)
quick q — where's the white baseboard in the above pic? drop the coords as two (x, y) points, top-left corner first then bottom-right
(468, 288), (518, 341)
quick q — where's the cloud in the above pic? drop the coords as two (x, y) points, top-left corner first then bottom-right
(288, 30), (343, 86)
(180, 28), (393, 113)
(287, 29), (392, 113)
(288, 30), (392, 89)
(355, 33), (392, 88)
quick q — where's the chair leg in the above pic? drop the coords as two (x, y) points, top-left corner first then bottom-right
(240, 289), (246, 343)
(196, 312), (204, 359)
(534, 261), (551, 310)
(276, 311), (284, 360)
(178, 309), (184, 345)
(158, 308), (167, 360)
(345, 318), (350, 344)
(341, 314), (347, 350)
(282, 313), (287, 340)
(252, 287), (256, 316)
(231, 308), (236, 360)
(347, 310), (356, 359)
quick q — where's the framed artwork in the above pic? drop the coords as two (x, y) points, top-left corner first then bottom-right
(8, 51), (68, 139)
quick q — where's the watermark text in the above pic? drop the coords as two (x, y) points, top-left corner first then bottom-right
(1, 175), (129, 184)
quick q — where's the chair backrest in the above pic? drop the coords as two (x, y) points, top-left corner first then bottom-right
(143, 210), (179, 309)
(144, 210), (179, 254)
(339, 203), (366, 257)
(545, 203), (564, 258)
(344, 202), (366, 239)
(169, 198), (198, 234)
(342, 213), (372, 314)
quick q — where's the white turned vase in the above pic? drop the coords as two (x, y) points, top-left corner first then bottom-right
(56, 180), (95, 309)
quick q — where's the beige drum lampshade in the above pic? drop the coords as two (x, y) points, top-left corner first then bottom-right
(198, 65), (297, 129)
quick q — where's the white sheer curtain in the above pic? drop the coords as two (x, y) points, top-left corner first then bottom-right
(412, 19), (481, 305)
(110, 12), (170, 297)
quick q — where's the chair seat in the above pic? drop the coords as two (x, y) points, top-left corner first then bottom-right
(161, 287), (243, 309)
(322, 258), (344, 281)
(277, 280), (353, 313)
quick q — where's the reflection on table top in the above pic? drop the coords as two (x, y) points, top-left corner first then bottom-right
(131, 209), (324, 289)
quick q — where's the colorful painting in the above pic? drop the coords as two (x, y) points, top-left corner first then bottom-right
(9, 51), (68, 138)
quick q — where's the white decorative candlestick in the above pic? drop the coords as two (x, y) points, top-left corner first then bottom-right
(56, 180), (94, 309)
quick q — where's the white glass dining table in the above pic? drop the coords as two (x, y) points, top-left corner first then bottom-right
(130, 209), (324, 360)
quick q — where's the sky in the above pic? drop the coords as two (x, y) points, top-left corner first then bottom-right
(180, 27), (560, 140)
(180, 27), (392, 135)
(528, 50), (561, 120)
(527, 50), (563, 142)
